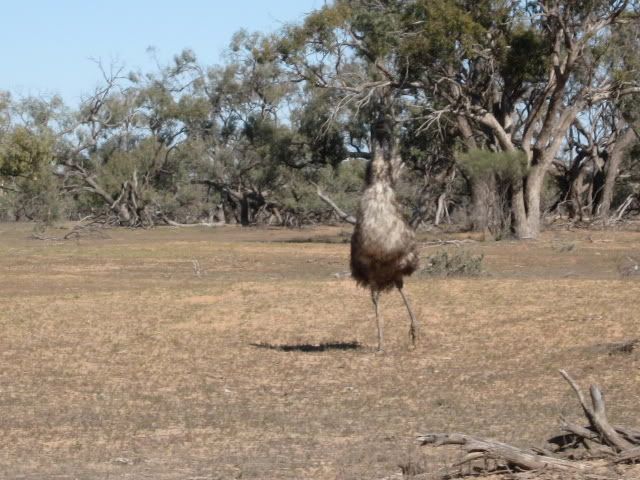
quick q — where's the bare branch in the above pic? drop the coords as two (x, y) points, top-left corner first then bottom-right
(314, 184), (356, 225)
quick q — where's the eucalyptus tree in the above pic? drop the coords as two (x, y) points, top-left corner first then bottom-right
(595, 17), (640, 221)
(190, 30), (367, 226)
(57, 54), (215, 226)
(399, 0), (640, 237)
(554, 102), (638, 222)
(0, 94), (66, 222)
(539, 10), (640, 224)
(275, 0), (640, 237)
(597, 112), (640, 221)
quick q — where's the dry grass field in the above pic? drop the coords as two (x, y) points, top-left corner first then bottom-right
(1, 223), (640, 479)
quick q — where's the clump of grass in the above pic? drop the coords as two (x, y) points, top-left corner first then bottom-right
(618, 256), (640, 277)
(421, 249), (485, 277)
(398, 457), (428, 477)
(606, 339), (638, 356)
(552, 241), (576, 253)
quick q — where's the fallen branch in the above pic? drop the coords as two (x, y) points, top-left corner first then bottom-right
(613, 446), (640, 463)
(418, 371), (640, 478)
(559, 369), (635, 452)
(418, 433), (592, 472)
(614, 194), (635, 222)
(314, 185), (357, 225)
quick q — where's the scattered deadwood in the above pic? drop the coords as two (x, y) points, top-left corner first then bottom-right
(30, 215), (116, 241)
(418, 370), (640, 478)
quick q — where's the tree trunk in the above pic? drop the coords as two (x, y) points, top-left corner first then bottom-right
(526, 172), (543, 238)
(493, 141), (580, 239)
(511, 183), (528, 239)
(510, 164), (546, 239)
(434, 192), (446, 226)
(568, 166), (589, 221)
(240, 195), (250, 226)
(597, 128), (637, 222)
(470, 175), (499, 239)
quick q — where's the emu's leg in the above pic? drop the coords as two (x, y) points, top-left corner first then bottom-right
(371, 289), (384, 352)
(397, 286), (418, 347)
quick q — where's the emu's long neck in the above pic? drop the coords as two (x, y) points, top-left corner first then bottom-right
(367, 111), (401, 187)
(369, 153), (389, 185)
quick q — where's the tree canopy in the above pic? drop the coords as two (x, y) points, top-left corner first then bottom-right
(1, 0), (639, 237)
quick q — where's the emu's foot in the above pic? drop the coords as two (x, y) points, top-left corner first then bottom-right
(409, 327), (418, 349)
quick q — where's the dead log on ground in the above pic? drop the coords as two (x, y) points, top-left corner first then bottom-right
(418, 370), (640, 478)
(417, 432), (593, 472)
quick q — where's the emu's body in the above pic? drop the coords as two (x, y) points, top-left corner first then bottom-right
(350, 138), (419, 351)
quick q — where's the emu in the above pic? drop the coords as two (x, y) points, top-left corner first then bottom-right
(350, 118), (419, 352)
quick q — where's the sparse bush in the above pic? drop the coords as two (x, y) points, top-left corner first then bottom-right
(398, 456), (428, 477)
(551, 241), (576, 253)
(456, 149), (528, 184)
(421, 249), (484, 277)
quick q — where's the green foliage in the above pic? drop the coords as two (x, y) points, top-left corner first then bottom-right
(0, 91), (10, 133)
(500, 28), (550, 91)
(266, 160), (365, 223)
(313, 161), (365, 212)
(0, 127), (54, 177)
(0, 128), (65, 223)
(294, 92), (347, 167)
(348, 2), (405, 59)
(13, 165), (66, 223)
(278, 2), (352, 57)
(399, 0), (488, 78)
(15, 95), (64, 129)
(456, 149), (528, 183)
(96, 139), (156, 194)
(0, 124), (66, 222)
(421, 249), (485, 277)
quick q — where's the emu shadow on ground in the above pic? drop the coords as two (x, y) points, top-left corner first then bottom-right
(250, 341), (361, 352)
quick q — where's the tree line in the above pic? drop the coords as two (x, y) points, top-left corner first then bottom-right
(1, 0), (639, 239)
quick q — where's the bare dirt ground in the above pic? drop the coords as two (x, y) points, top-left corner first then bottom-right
(1, 223), (640, 479)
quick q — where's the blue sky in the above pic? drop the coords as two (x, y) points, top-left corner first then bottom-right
(1, 1), (323, 106)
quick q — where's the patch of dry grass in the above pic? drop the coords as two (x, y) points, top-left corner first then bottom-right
(0, 224), (639, 479)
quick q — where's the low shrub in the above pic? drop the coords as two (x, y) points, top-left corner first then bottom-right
(421, 249), (485, 277)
